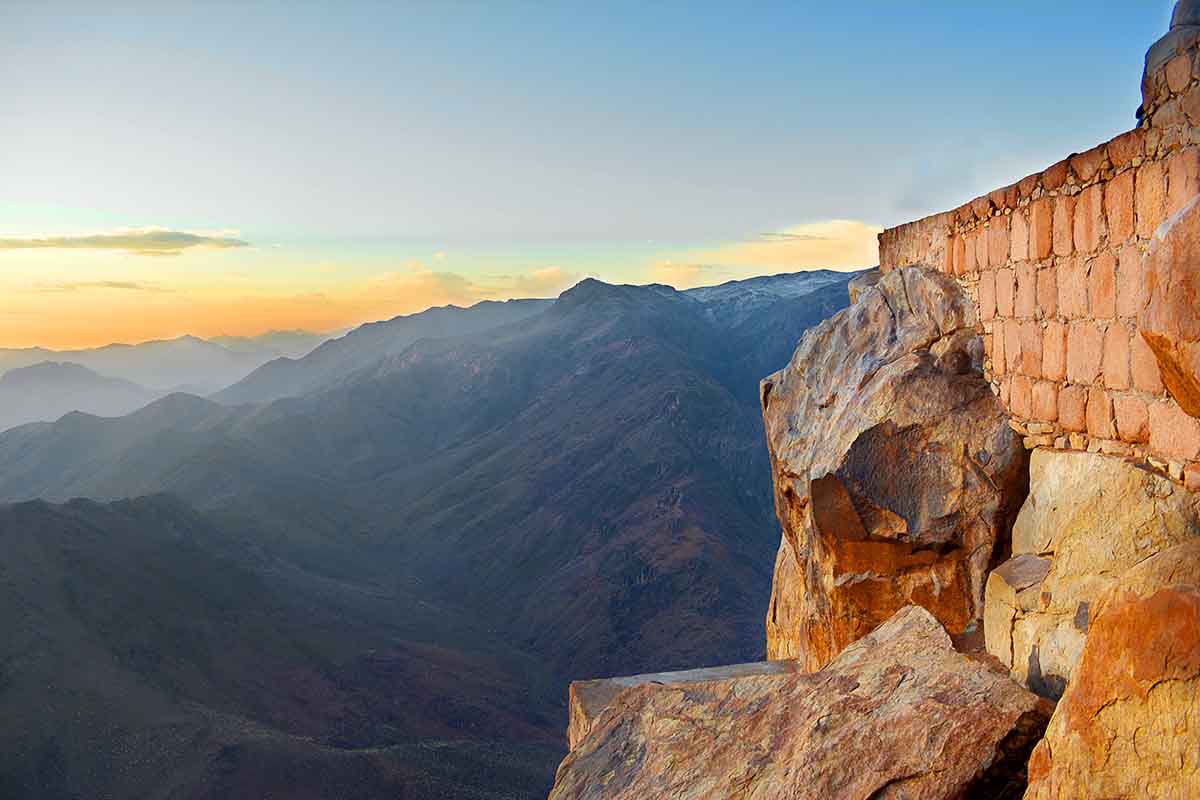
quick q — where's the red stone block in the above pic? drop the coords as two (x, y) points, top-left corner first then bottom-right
(1032, 381), (1058, 422)
(1043, 160), (1069, 192)
(988, 219), (1010, 268)
(975, 231), (989, 271)
(1114, 396), (1150, 443)
(1067, 321), (1104, 384)
(998, 375), (1011, 407)
(1149, 401), (1200, 460)
(954, 235), (967, 276)
(1186, 463), (1200, 493)
(993, 320), (1007, 376)
(995, 268), (1015, 317)
(1108, 129), (1144, 169)
(1058, 385), (1088, 432)
(1053, 196), (1074, 257)
(978, 269), (996, 321)
(1132, 333), (1167, 394)
(1020, 320), (1043, 377)
(1010, 375), (1033, 418)
(1136, 161), (1167, 239)
(1102, 325), (1131, 390)
(1043, 321), (1067, 381)
(1069, 145), (1106, 184)
(1089, 251), (1116, 318)
(1031, 199), (1054, 260)
(1037, 268), (1057, 319)
(1105, 169), (1135, 243)
(1005, 319), (1022, 374)
(964, 231), (978, 273)
(1086, 386), (1115, 439)
(944, 235), (956, 274)
(972, 196), (993, 221)
(1073, 184), (1105, 254)
(1015, 261), (1037, 318)
(1010, 210), (1029, 261)
(1167, 147), (1200, 217)
(1116, 245), (1144, 319)
(1018, 173), (1041, 200)
(1057, 257), (1089, 319)
(989, 188), (1009, 211)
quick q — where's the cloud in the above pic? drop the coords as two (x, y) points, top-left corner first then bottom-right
(478, 266), (582, 298)
(652, 219), (882, 289)
(0, 228), (249, 256)
(31, 280), (172, 293)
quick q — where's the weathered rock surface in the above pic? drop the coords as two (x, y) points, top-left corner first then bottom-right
(1141, 194), (1200, 417)
(761, 266), (1027, 669)
(985, 449), (1200, 698)
(846, 267), (882, 304)
(548, 606), (1051, 800)
(1025, 540), (1200, 799)
(565, 661), (803, 751)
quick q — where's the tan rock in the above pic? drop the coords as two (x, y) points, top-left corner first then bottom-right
(1025, 540), (1200, 800)
(760, 267), (1026, 670)
(550, 607), (1051, 800)
(989, 449), (1200, 698)
(1140, 194), (1200, 417)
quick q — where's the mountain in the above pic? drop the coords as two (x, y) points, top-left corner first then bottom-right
(0, 271), (860, 797)
(684, 269), (855, 326)
(210, 329), (330, 359)
(0, 335), (306, 394)
(0, 362), (162, 432)
(213, 298), (553, 406)
(0, 494), (563, 799)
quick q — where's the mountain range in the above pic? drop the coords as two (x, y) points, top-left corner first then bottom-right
(0, 269), (863, 798)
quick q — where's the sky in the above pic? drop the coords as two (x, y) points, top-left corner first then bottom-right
(0, 1), (1175, 348)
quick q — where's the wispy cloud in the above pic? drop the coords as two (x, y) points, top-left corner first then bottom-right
(651, 220), (881, 289)
(0, 228), (249, 256)
(31, 280), (172, 293)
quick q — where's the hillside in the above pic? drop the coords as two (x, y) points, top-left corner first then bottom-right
(0, 362), (162, 432)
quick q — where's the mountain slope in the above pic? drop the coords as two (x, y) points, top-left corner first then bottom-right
(0, 362), (163, 432)
(0, 495), (562, 799)
(213, 298), (553, 405)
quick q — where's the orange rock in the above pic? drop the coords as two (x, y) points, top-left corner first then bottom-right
(1043, 321), (1067, 381)
(1088, 251), (1116, 318)
(760, 268), (1025, 669)
(1025, 541), (1200, 800)
(1067, 321), (1104, 384)
(1059, 385), (1088, 433)
(1105, 169), (1135, 243)
(551, 607), (1051, 800)
(1140, 195), (1200, 416)
(1103, 325), (1131, 390)
(1056, 257), (1088, 319)
(1136, 160), (1167, 239)
(1072, 184), (1105, 254)
(1031, 198), (1054, 260)
(1053, 196), (1074, 257)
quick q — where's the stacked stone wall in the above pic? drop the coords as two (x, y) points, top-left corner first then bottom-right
(879, 45), (1200, 492)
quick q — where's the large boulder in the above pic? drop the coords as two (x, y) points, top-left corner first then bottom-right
(548, 606), (1051, 800)
(985, 450), (1200, 698)
(1141, 194), (1200, 417)
(1025, 540), (1200, 799)
(761, 266), (1026, 669)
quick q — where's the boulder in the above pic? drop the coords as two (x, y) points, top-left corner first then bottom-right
(846, 267), (882, 303)
(1025, 540), (1200, 799)
(548, 606), (1051, 800)
(985, 449), (1200, 698)
(1141, 194), (1200, 417)
(761, 266), (1026, 669)
(565, 661), (802, 751)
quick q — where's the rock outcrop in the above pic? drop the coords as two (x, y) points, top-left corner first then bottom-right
(549, 606), (1051, 800)
(1141, 194), (1200, 418)
(565, 661), (803, 751)
(984, 449), (1200, 697)
(1024, 540), (1200, 799)
(761, 267), (1027, 669)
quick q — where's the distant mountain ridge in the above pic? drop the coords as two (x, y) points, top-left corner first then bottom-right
(0, 362), (162, 433)
(0, 269), (864, 798)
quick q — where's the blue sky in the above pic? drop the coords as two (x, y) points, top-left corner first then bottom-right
(0, 1), (1175, 346)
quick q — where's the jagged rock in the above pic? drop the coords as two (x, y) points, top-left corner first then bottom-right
(565, 661), (803, 751)
(985, 449), (1200, 698)
(761, 266), (1026, 669)
(548, 606), (1051, 800)
(1025, 540), (1200, 799)
(846, 267), (882, 303)
(1141, 194), (1200, 417)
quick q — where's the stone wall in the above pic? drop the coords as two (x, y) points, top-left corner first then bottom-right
(878, 29), (1200, 492)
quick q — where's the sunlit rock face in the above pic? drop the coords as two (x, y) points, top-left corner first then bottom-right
(1025, 540), (1200, 800)
(984, 449), (1200, 699)
(1141, 194), (1200, 418)
(548, 606), (1051, 800)
(761, 266), (1027, 670)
